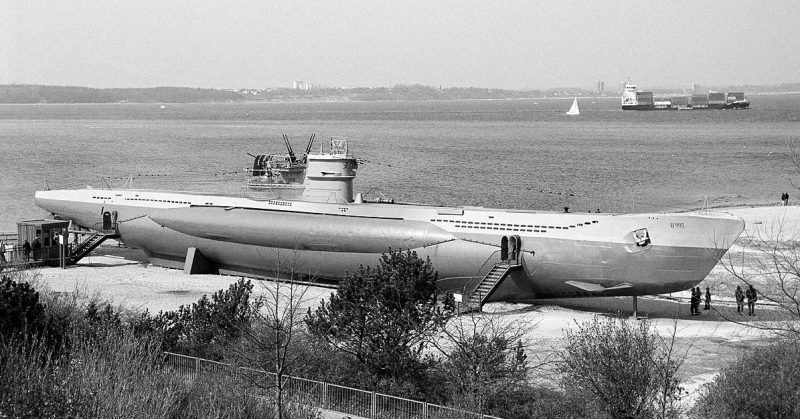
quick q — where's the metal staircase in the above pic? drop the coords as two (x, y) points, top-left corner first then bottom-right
(464, 262), (522, 311)
(67, 232), (118, 265)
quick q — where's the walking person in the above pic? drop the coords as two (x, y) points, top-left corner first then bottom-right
(746, 284), (758, 316)
(689, 287), (699, 316)
(735, 285), (745, 315)
(22, 240), (31, 261)
(704, 287), (711, 310)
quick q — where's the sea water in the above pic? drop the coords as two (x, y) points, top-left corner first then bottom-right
(1, 95), (799, 232)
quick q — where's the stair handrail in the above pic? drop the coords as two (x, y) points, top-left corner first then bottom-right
(67, 233), (113, 264)
(71, 232), (101, 254)
(88, 221), (120, 235)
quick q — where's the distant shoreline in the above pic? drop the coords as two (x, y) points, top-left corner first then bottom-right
(1, 92), (798, 106)
(2, 84), (799, 105)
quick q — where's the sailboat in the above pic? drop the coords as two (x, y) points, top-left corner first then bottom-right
(566, 98), (580, 116)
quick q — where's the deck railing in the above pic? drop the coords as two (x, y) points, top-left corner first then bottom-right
(162, 351), (501, 419)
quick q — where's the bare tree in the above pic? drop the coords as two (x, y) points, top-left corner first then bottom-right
(232, 255), (318, 419)
(652, 321), (689, 419)
(719, 211), (800, 336)
(559, 316), (688, 419)
(428, 312), (544, 412)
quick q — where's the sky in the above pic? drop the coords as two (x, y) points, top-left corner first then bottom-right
(1, 1), (798, 90)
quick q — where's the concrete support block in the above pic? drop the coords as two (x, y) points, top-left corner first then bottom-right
(184, 247), (217, 275)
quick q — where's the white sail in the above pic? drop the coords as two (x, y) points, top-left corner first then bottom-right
(566, 98), (580, 115)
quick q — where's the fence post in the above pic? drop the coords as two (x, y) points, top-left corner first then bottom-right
(423, 401), (428, 418)
(322, 382), (328, 409)
(371, 391), (376, 417)
(195, 356), (200, 380)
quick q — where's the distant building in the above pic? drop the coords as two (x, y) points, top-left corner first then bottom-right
(692, 83), (701, 93)
(293, 80), (323, 90)
(596, 80), (605, 96)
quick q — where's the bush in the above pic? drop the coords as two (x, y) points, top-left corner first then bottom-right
(0, 273), (71, 353)
(486, 385), (591, 419)
(559, 316), (684, 419)
(436, 328), (529, 412)
(306, 250), (452, 391)
(0, 274), (47, 339)
(0, 326), (182, 418)
(693, 338), (800, 418)
(128, 278), (260, 358)
(173, 372), (279, 418)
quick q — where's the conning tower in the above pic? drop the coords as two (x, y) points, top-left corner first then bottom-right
(301, 137), (358, 203)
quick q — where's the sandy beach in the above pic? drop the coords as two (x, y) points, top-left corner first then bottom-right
(21, 204), (798, 409)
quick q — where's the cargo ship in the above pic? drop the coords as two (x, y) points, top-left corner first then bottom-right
(621, 83), (750, 110)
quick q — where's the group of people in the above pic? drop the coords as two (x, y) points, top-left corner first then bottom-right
(781, 192), (790, 206)
(735, 284), (759, 316)
(22, 238), (41, 261)
(689, 286), (711, 315)
(690, 284), (759, 316)
(0, 237), (44, 264)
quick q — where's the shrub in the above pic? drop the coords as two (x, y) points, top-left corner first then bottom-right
(0, 326), (181, 418)
(559, 316), (685, 419)
(693, 338), (800, 418)
(486, 385), (591, 419)
(306, 250), (452, 393)
(0, 274), (47, 339)
(128, 278), (260, 358)
(435, 326), (529, 412)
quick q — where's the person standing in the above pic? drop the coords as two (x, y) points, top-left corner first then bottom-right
(745, 284), (758, 316)
(735, 285), (745, 315)
(0, 240), (6, 264)
(22, 240), (31, 261)
(695, 287), (702, 315)
(31, 237), (41, 261)
(689, 287), (699, 315)
(704, 287), (711, 310)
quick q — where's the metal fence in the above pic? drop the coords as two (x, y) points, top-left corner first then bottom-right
(163, 352), (501, 419)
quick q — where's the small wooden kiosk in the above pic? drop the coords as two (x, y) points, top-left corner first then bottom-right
(17, 220), (70, 266)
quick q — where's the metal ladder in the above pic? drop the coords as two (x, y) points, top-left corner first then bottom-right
(67, 232), (118, 265)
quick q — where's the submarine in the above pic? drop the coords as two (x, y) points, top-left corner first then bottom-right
(35, 136), (745, 307)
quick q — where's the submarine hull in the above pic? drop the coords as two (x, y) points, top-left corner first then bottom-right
(35, 188), (745, 302)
